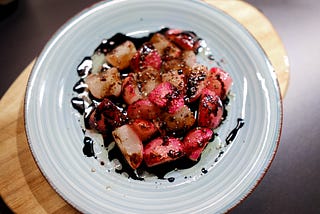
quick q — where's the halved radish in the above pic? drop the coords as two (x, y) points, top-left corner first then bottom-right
(165, 29), (201, 51)
(198, 88), (224, 129)
(89, 98), (127, 134)
(129, 119), (158, 142)
(182, 50), (197, 68)
(205, 67), (233, 99)
(106, 40), (137, 70)
(161, 70), (186, 92)
(183, 128), (213, 161)
(148, 82), (184, 114)
(186, 64), (209, 103)
(160, 105), (196, 134)
(85, 67), (122, 99)
(144, 137), (184, 167)
(112, 125), (143, 169)
(122, 73), (143, 105)
(127, 99), (161, 121)
(130, 43), (162, 72)
(150, 33), (181, 60)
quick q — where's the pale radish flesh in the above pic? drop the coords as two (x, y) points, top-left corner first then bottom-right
(112, 125), (143, 169)
(85, 67), (122, 99)
(106, 40), (137, 70)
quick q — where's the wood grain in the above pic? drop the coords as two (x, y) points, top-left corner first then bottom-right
(0, 1), (289, 213)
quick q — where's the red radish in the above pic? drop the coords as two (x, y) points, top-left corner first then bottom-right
(129, 119), (158, 142)
(148, 82), (173, 108)
(96, 98), (127, 128)
(148, 82), (184, 114)
(198, 88), (224, 129)
(112, 125), (143, 169)
(130, 43), (162, 72)
(88, 109), (109, 134)
(205, 67), (233, 98)
(183, 128), (213, 161)
(127, 99), (161, 120)
(144, 137), (184, 167)
(88, 98), (127, 134)
(122, 67), (161, 105)
(165, 29), (201, 51)
(161, 51), (195, 77)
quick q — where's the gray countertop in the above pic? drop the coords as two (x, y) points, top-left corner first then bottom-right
(1, 0), (319, 213)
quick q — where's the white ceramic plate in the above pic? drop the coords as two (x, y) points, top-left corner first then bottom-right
(25, 0), (282, 213)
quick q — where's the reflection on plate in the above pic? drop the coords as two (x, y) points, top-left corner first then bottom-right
(25, 0), (282, 213)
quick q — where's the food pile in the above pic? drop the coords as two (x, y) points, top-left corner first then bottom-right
(74, 28), (232, 171)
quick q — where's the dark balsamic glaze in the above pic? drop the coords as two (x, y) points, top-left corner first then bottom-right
(73, 79), (87, 93)
(214, 150), (225, 163)
(71, 97), (85, 114)
(208, 54), (215, 61)
(201, 168), (208, 174)
(84, 104), (95, 130)
(168, 177), (175, 182)
(221, 96), (230, 122)
(226, 118), (245, 145)
(83, 136), (95, 157)
(77, 56), (92, 78)
(119, 68), (131, 79)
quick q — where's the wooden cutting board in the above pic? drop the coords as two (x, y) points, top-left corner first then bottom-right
(0, 1), (289, 213)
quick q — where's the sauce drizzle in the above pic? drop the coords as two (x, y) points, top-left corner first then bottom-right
(83, 136), (95, 157)
(226, 118), (245, 145)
